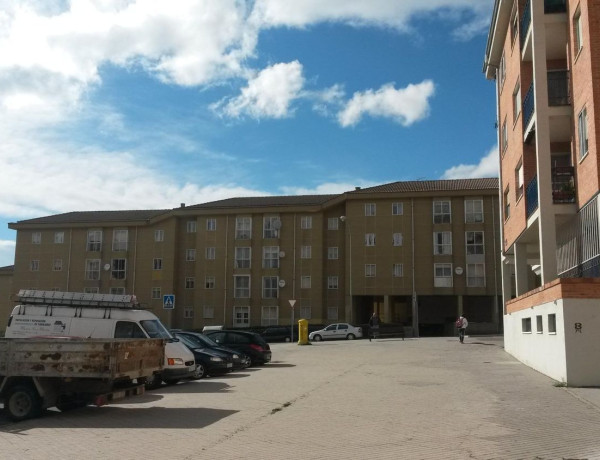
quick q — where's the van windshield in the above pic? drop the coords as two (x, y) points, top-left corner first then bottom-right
(140, 319), (172, 339)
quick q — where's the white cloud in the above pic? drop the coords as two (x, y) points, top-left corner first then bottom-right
(211, 61), (305, 119)
(280, 180), (379, 195)
(338, 80), (435, 127)
(0, 239), (16, 267)
(441, 145), (499, 179)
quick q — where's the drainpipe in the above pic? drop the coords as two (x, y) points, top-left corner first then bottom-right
(411, 198), (419, 337)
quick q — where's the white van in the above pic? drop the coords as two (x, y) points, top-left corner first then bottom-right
(5, 290), (196, 387)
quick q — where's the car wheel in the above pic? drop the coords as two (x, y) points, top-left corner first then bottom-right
(6, 384), (42, 422)
(191, 364), (205, 380)
(312, 334), (322, 342)
(347, 333), (355, 340)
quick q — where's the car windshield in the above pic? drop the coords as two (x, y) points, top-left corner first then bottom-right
(140, 319), (172, 339)
(195, 334), (219, 347)
(179, 333), (208, 348)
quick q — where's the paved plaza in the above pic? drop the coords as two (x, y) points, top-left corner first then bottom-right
(1, 335), (600, 459)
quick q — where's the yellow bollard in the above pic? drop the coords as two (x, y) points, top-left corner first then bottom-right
(297, 319), (310, 345)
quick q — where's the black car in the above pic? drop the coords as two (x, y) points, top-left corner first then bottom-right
(172, 331), (250, 371)
(260, 326), (292, 343)
(175, 333), (234, 378)
(205, 330), (272, 366)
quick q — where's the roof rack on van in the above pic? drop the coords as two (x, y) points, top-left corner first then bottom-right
(15, 290), (141, 309)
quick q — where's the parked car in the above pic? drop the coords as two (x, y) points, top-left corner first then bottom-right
(174, 333), (234, 379)
(308, 323), (363, 341)
(260, 326), (292, 343)
(172, 330), (250, 371)
(204, 330), (272, 366)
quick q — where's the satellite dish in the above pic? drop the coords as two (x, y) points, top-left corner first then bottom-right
(103, 264), (111, 271)
(278, 279), (286, 288)
(279, 251), (285, 258)
(273, 219), (282, 230)
(455, 267), (463, 275)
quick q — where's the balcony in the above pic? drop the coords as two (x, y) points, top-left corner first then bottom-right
(526, 175), (539, 218)
(545, 0), (567, 14)
(552, 166), (576, 203)
(548, 70), (570, 106)
(523, 83), (535, 129)
(520, 0), (531, 49)
(521, 0), (567, 50)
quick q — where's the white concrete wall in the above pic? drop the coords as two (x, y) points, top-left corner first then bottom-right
(503, 301), (567, 383)
(563, 299), (600, 387)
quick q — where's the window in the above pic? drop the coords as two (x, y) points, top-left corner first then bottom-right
(327, 306), (338, 321)
(52, 259), (62, 271)
(466, 263), (485, 287)
(300, 305), (312, 319)
(235, 247), (251, 269)
(504, 187), (510, 220)
(112, 229), (128, 251)
(392, 233), (403, 246)
(513, 81), (521, 121)
(186, 249), (196, 261)
(263, 216), (280, 238)
(578, 107), (588, 159)
(203, 305), (214, 319)
(262, 277), (278, 299)
(328, 247), (339, 259)
(184, 307), (194, 319)
(111, 258), (126, 280)
(510, 10), (518, 44)
(262, 306), (278, 326)
(185, 277), (195, 289)
(154, 229), (164, 242)
(151, 287), (161, 299)
(548, 314), (557, 333)
(574, 10), (583, 54)
(328, 276), (338, 289)
(392, 202), (403, 215)
(501, 118), (508, 153)
(328, 217), (339, 230)
(301, 216), (312, 229)
(114, 321), (146, 339)
(365, 203), (376, 216)
(263, 246), (279, 268)
(205, 247), (216, 260)
(365, 233), (376, 246)
(153, 258), (163, 270)
(54, 232), (64, 244)
(393, 263), (403, 277)
(301, 245), (312, 259)
(87, 230), (102, 251)
(499, 52), (506, 88)
(234, 275), (250, 298)
(465, 199), (483, 223)
(433, 232), (452, 255)
(110, 287), (125, 295)
(466, 231), (485, 255)
(433, 200), (451, 223)
(301, 276), (311, 289)
(205, 276), (215, 289)
(365, 264), (376, 277)
(536, 315), (543, 334)
(206, 218), (216, 231)
(434, 263), (453, 287)
(84, 287), (99, 294)
(186, 220), (197, 233)
(233, 306), (250, 327)
(516, 162), (524, 199)
(31, 232), (41, 244)
(236, 217), (252, 239)
(85, 259), (100, 280)
(522, 317), (532, 333)
(30, 259), (39, 271)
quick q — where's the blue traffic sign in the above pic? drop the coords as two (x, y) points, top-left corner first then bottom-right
(163, 294), (175, 310)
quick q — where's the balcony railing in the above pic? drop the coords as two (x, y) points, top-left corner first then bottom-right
(520, 0), (531, 49)
(523, 83), (535, 128)
(526, 175), (539, 218)
(545, 0), (567, 14)
(552, 166), (576, 203)
(548, 70), (570, 106)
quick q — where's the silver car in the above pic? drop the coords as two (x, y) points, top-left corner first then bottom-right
(308, 323), (363, 341)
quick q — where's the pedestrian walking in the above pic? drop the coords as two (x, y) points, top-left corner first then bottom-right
(456, 315), (468, 343)
(368, 312), (380, 342)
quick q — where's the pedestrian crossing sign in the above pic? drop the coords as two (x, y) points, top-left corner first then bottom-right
(163, 294), (175, 310)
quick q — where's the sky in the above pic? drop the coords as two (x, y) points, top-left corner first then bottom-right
(0, 0), (499, 267)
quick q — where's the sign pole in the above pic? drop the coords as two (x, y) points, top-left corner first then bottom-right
(289, 300), (296, 343)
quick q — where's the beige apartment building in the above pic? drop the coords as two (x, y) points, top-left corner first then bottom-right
(484, 0), (600, 385)
(4, 179), (501, 336)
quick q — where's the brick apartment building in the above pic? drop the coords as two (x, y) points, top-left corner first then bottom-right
(3, 179), (501, 337)
(484, 0), (600, 385)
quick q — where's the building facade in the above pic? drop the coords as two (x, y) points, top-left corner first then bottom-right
(5, 179), (501, 337)
(484, 0), (600, 385)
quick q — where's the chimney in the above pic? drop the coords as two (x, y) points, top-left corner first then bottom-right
(180, 203), (185, 208)
(355, 187), (361, 191)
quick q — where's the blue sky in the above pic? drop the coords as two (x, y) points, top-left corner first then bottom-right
(0, 0), (498, 267)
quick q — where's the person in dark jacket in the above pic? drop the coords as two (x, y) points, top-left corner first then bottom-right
(368, 312), (380, 342)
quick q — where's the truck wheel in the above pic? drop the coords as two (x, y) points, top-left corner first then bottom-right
(143, 373), (162, 390)
(6, 384), (42, 422)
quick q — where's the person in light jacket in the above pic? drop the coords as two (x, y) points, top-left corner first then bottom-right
(456, 315), (468, 343)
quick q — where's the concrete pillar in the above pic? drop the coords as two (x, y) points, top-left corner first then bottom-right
(515, 243), (529, 296)
(383, 295), (391, 324)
